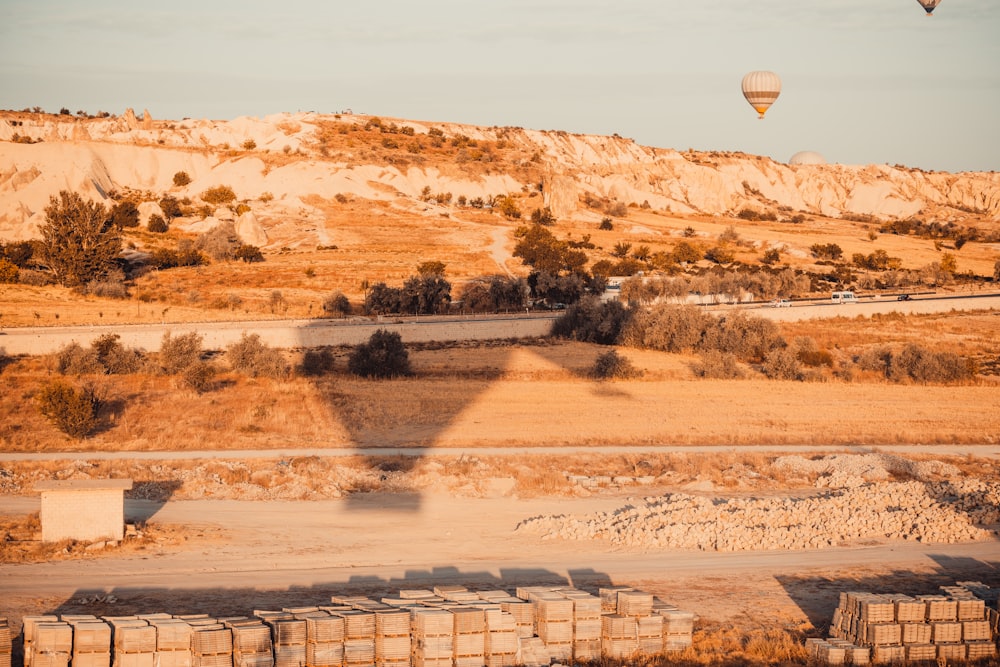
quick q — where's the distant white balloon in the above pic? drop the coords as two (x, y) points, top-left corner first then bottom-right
(916, 0), (942, 15)
(789, 151), (827, 166)
(741, 71), (781, 120)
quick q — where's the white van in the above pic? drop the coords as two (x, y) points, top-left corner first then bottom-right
(831, 291), (858, 304)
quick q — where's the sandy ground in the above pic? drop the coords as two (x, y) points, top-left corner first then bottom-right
(2, 481), (998, 642)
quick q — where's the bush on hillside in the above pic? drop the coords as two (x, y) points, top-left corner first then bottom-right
(159, 332), (204, 374)
(299, 348), (336, 376)
(37, 380), (100, 438)
(201, 185), (237, 205)
(552, 296), (629, 345)
(227, 333), (288, 379)
(348, 329), (411, 378)
(173, 171), (192, 186)
(590, 350), (642, 380)
(692, 351), (744, 379)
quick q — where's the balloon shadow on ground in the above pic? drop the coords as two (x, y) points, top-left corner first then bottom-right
(292, 316), (629, 513)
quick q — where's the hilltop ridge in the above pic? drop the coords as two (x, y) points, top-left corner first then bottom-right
(2, 109), (998, 246)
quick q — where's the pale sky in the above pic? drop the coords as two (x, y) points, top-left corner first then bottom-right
(2, 0), (998, 173)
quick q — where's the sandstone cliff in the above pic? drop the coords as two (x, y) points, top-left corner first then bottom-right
(1, 109), (997, 243)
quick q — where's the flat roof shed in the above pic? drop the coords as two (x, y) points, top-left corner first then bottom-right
(34, 479), (133, 543)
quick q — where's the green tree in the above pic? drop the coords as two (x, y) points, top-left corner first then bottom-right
(38, 191), (122, 286)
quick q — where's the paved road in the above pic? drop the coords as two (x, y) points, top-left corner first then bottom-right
(1, 293), (997, 355)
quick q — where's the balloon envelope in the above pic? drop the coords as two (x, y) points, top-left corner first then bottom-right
(788, 151), (827, 166)
(741, 71), (781, 119)
(916, 0), (942, 14)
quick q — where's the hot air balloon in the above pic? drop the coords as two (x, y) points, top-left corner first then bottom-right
(741, 71), (781, 120)
(916, 0), (942, 15)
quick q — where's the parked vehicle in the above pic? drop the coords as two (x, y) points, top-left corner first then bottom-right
(897, 294), (911, 301)
(770, 299), (791, 308)
(831, 291), (858, 304)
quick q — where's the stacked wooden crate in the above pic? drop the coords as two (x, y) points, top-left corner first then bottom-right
(109, 618), (157, 667)
(409, 609), (453, 667)
(481, 607), (517, 667)
(29, 621), (72, 667)
(496, 599), (532, 639)
(451, 607), (486, 667)
(225, 619), (273, 667)
(560, 591), (601, 661)
(513, 637), (549, 667)
(657, 609), (695, 653)
(374, 609), (411, 667)
(333, 610), (375, 667)
(189, 622), (233, 667)
(149, 618), (193, 667)
(600, 614), (638, 660)
(21, 616), (59, 667)
(530, 595), (572, 662)
(636, 615), (664, 656)
(66, 618), (111, 667)
(267, 616), (307, 667)
(824, 587), (999, 663)
(0, 618), (10, 667)
(298, 612), (344, 667)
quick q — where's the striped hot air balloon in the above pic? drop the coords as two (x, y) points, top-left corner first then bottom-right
(916, 0), (942, 15)
(741, 71), (781, 120)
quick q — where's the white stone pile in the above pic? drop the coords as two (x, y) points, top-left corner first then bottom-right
(515, 479), (1000, 552)
(18, 584), (695, 667)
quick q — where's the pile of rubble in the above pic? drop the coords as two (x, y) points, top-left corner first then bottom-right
(515, 479), (1000, 551)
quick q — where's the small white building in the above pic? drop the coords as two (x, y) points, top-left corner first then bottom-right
(35, 479), (133, 543)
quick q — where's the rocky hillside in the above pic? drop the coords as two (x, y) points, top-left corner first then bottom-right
(2, 108), (998, 244)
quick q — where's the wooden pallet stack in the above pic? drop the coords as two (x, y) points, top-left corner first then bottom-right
(298, 612), (344, 667)
(481, 607), (517, 667)
(29, 621), (72, 667)
(495, 599), (532, 640)
(637, 615), (664, 656)
(409, 609), (453, 667)
(0, 618), (10, 667)
(333, 610), (375, 667)
(825, 587), (999, 664)
(108, 618), (157, 667)
(450, 607), (486, 667)
(148, 618), (193, 667)
(374, 609), (411, 667)
(657, 608), (695, 653)
(226, 619), (274, 667)
(601, 614), (638, 660)
(66, 618), (111, 667)
(21, 616), (59, 667)
(513, 637), (549, 667)
(560, 591), (601, 661)
(189, 622), (233, 667)
(530, 595), (572, 662)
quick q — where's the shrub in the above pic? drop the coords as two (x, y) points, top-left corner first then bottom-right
(737, 208), (761, 221)
(110, 201), (140, 228)
(196, 222), (241, 261)
(701, 312), (784, 363)
(56, 343), (103, 375)
(762, 348), (803, 380)
(810, 243), (843, 260)
(173, 171), (192, 186)
(234, 244), (264, 263)
(322, 292), (351, 317)
(201, 185), (237, 205)
(888, 344), (972, 383)
(299, 348), (336, 376)
(159, 195), (182, 218)
(242, 139), (256, 150)
(552, 296), (630, 345)
(348, 329), (411, 378)
(182, 361), (216, 393)
(591, 350), (642, 380)
(692, 351), (744, 379)
(704, 245), (736, 264)
(0, 258), (19, 284)
(619, 303), (710, 352)
(38, 190), (122, 286)
(794, 337), (833, 367)
(227, 333), (288, 379)
(147, 214), (168, 233)
(85, 272), (129, 299)
(93, 334), (145, 374)
(159, 332), (203, 374)
(37, 381), (100, 438)
(599, 218), (613, 231)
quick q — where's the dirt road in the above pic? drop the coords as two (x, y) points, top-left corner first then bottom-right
(1, 492), (998, 626)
